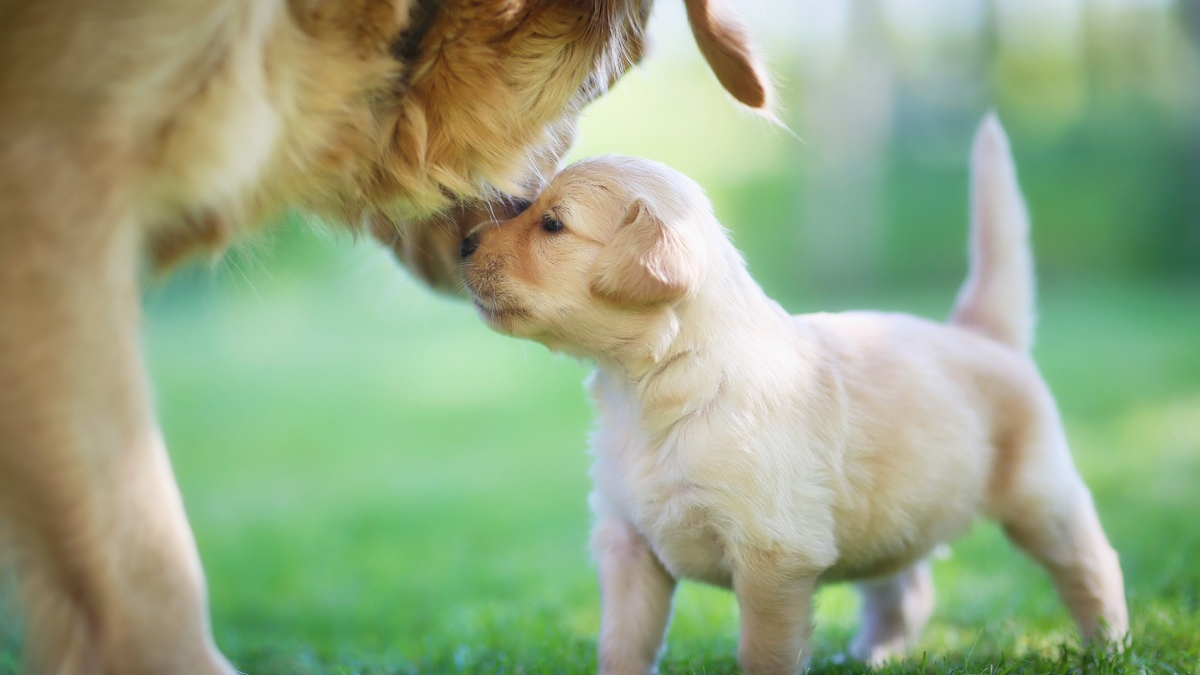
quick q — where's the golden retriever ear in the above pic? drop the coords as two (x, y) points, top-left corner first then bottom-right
(683, 0), (771, 110)
(589, 200), (704, 306)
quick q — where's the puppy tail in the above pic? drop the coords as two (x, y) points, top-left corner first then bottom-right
(950, 113), (1036, 353)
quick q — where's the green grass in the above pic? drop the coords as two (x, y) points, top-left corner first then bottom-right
(0, 232), (1197, 675)
(64, 229), (1188, 675)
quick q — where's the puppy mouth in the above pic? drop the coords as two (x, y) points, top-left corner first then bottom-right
(469, 293), (530, 329)
(463, 258), (529, 330)
(473, 298), (527, 320)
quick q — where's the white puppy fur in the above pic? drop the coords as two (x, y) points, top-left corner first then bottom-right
(461, 115), (1129, 674)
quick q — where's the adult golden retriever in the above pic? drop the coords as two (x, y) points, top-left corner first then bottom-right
(0, 1), (770, 673)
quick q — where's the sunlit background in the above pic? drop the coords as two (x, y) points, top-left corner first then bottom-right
(6, 1), (1196, 673)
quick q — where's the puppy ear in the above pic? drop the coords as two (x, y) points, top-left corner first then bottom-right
(683, 0), (772, 110)
(589, 200), (704, 306)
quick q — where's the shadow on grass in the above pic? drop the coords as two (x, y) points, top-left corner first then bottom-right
(661, 635), (1192, 675)
(228, 639), (1191, 675)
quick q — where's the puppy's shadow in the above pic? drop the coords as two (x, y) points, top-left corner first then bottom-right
(659, 641), (1143, 675)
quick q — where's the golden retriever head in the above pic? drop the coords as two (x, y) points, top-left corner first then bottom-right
(338, 0), (770, 287)
(461, 156), (717, 360)
(140, 1), (770, 271)
(365, 0), (771, 213)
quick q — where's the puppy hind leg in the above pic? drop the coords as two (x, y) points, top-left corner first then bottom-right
(848, 559), (935, 666)
(999, 464), (1128, 646)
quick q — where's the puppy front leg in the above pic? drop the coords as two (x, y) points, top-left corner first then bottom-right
(734, 563), (819, 675)
(592, 518), (677, 675)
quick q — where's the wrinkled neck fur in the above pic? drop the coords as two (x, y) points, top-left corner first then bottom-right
(593, 240), (792, 435)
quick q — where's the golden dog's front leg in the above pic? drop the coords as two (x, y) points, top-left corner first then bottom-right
(733, 561), (819, 675)
(0, 212), (231, 675)
(592, 518), (677, 675)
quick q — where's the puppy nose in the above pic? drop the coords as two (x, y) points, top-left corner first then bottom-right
(461, 233), (479, 259)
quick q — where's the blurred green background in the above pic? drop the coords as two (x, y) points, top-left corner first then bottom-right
(9, 1), (1199, 673)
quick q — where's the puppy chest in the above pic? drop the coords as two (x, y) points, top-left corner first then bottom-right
(653, 525), (732, 588)
(614, 473), (735, 587)
(589, 410), (745, 588)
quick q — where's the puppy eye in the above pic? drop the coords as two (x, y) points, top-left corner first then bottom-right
(542, 214), (565, 233)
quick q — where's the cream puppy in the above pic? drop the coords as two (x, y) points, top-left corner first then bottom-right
(461, 116), (1129, 674)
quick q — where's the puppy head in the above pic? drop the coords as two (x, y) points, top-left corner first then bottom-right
(462, 156), (714, 358)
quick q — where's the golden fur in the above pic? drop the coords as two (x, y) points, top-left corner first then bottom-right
(0, 0), (770, 673)
(462, 117), (1129, 674)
